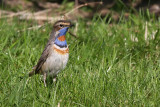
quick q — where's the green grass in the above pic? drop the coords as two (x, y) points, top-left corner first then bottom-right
(0, 15), (160, 106)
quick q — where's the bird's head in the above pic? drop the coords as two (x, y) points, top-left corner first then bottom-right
(50, 20), (73, 46)
(50, 20), (73, 40)
(53, 20), (73, 37)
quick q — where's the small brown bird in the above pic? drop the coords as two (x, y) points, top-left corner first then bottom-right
(29, 20), (73, 86)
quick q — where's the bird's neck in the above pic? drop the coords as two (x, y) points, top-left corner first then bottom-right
(54, 35), (67, 48)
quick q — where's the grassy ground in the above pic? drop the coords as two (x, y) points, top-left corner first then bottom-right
(0, 14), (160, 106)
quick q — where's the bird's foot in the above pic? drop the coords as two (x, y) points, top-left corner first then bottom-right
(53, 78), (57, 82)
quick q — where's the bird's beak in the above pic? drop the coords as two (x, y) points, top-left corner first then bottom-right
(70, 22), (74, 28)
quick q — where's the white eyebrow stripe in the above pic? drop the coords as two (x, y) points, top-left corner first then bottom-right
(61, 22), (70, 26)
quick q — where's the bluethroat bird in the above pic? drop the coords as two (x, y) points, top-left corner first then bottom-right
(29, 20), (73, 87)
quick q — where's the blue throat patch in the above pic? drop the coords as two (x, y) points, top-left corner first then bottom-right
(54, 27), (69, 47)
(54, 39), (67, 47)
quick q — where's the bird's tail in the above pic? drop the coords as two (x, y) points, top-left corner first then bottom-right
(29, 66), (36, 77)
(29, 70), (35, 77)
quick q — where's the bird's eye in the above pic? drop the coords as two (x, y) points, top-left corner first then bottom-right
(60, 24), (64, 27)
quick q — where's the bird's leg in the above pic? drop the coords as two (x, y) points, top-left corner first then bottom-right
(43, 73), (47, 87)
(53, 75), (57, 83)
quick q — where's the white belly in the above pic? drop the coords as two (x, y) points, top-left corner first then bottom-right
(42, 50), (69, 77)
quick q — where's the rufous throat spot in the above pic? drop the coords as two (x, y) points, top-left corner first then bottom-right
(58, 35), (66, 41)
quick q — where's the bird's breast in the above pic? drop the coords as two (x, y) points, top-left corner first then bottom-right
(53, 44), (69, 55)
(41, 44), (69, 76)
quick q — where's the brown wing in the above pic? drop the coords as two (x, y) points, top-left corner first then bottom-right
(34, 30), (58, 74)
(35, 43), (51, 74)
(29, 42), (52, 76)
